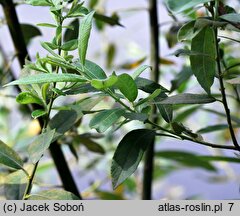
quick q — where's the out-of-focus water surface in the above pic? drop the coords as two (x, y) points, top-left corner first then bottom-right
(0, 0), (240, 200)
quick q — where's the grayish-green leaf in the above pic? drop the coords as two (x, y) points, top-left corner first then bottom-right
(190, 27), (216, 94)
(4, 170), (28, 200)
(0, 140), (24, 170)
(155, 94), (173, 123)
(89, 108), (125, 133)
(26, 0), (52, 6)
(78, 11), (95, 65)
(5, 73), (87, 86)
(155, 93), (216, 105)
(29, 189), (80, 200)
(123, 113), (148, 122)
(155, 151), (216, 171)
(166, 0), (210, 13)
(115, 74), (138, 102)
(28, 129), (55, 164)
(220, 13), (240, 23)
(132, 65), (151, 80)
(196, 124), (240, 134)
(111, 129), (156, 189)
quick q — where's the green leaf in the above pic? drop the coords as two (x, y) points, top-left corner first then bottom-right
(135, 77), (169, 94)
(84, 60), (107, 79)
(135, 89), (161, 107)
(89, 108), (125, 133)
(111, 129), (155, 189)
(178, 20), (196, 42)
(196, 124), (238, 134)
(199, 156), (240, 163)
(16, 92), (44, 106)
(29, 189), (80, 200)
(4, 170), (28, 200)
(0, 140), (24, 170)
(37, 23), (57, 28)
(26, 0), (52, 6)
(156, 93), (216, 105)
(75, 137), (105, 154)
(132, 65), (151, 80)
(78, 11), (95, 65)
(94, 13), (123, 27)
(49, 110), (78, 141)
(123, 113), (148, 122)
(21, 24), (41, 45)
(41, 42), (62, 58)
(220, 13), (240, 23)
(31, 109), (47, 119)
(106, 43), (116, 69)
(28, 129), (55, 164)
(49, 97), (102, 141)
(64, 83), (98, 95)
(155, 151), (216, 171)
(170, 66), (193, 92)
(155, 94), (173, 123)
(91, 74), (118, 90)
(115, 74), (138, 102)
(190, 27), (216, 94)
(5, 73), (87, 86)
(165, 0), (210, 13)
(64, 19), (79, 42)
(61, 39), (78, 51)
(67, 4), (88, 18)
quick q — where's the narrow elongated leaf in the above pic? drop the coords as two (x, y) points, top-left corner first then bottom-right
(16, 92), (44, 106)
(75, 137), (105, 154)
(0, 140), (24, 170)
(29, 189), (80, 200)
(156, 93), (216, 105)
(220, 13), (240, 23)
(196, 124), (239, 134)
(115, 74), (138, 102)
(5, 73), (86, 86)
(89, 108), (125, 133)
(199, 156), (240, 163)
(26, 0), (52, 6)
(78, 11), (95, 65)
(123, 113), (148, 122)
(94, 13), (123, 27)
(132, 65), (151, 80)
(155, 151), (216, 171)
(135, 77), (169, 93)
(190, 27), (216, 94)
(28, 129), (55, 163)
(155, 94), (173, 123)
(111, 129), (156, 189)
(166, 0), (210, 12)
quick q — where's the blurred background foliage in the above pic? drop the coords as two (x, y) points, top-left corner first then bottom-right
(0, 0), (240, 200)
